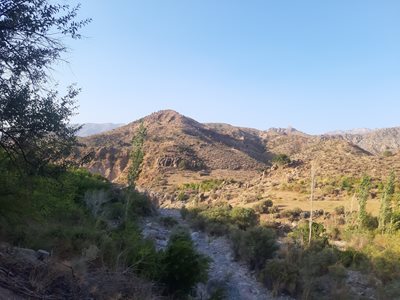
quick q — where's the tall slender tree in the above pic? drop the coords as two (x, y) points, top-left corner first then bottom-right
(379, 171), (396, 232)
(357, 175), (370, 229)
(128, 122), (147, 188)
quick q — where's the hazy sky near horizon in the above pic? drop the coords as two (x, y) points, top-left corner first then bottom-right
(58, 0), (400, 134)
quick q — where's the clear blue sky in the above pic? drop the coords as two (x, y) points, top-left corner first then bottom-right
(57, 0), (400, 134)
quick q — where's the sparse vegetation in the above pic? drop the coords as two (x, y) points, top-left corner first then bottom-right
(272, 153), (291, 165)
(179, 179), (225, 193)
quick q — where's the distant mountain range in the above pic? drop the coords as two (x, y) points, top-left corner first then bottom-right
(325, 128), (374, 135)
(75, 123), (124, 137)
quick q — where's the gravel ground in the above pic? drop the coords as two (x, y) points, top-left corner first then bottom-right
(143, 208), (290, 300)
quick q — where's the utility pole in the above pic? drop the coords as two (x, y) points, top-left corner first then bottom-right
(308, 162), (316, 246)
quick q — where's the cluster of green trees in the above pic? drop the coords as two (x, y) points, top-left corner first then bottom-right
(357, 172), (400, 232)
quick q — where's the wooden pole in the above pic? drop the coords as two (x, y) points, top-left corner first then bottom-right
(308, 162), (316, 246)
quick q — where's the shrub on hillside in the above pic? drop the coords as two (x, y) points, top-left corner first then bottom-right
(383, 150), (393, 157)
(160, 229), (210, 296)
(291, 222), (328, 247)
(199, 205), (231, 224)
(272, 154), (291, 166)
(253, 199), (274, 214)
(160, 216), (179, 228)
(231, 227), (277, 271)
(230, 207), (259, 230)
(260, 259), (300, 297)
(334, 205), (345, 216)
(281, 207), (303, 221)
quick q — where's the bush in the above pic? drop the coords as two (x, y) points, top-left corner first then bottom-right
(292, 222), (328, 247)
(383, 150), (393, 157)
(334, 206), (345, 215)
(253, 199), (273, 214)
(272, 154), (291, 165)
(281, 207), (303, 220)
(339, 248), (369, 268)
(231, 227), (277, 271)
(230, 207), (259, 230)
(160, 216), (179, 228)
(199, 205), (231, 225)
(160, 229), (210, 295)
(177, 191), (188, 201)
(260, 259), (300, 297)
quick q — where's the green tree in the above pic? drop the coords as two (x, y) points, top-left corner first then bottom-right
(160, 229), (209, 296)
(0, 0), (90, 170)
(379, 171), (396, 232)
(128, 122), (147, 188)
(357, 175), (370, 229)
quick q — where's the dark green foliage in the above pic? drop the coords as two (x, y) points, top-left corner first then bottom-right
(177, 190), (189, 201)
(272, 154), (291, 165)
(253, 199), (274, 214)
(260, 259), (300, 297)
(160, 216), (179, 228)
(0, 0), (90, 83)
(180, 179), (224, 193)
(340, 177), (355, 192)
(199, 205), (232, 225)
(371, 251), (400, 284)
(379, 171), (396, 231)
(292, 222), (328, 247)
(339, 248), (369, 268)
(230, 207), (259, 230)
(128, 123), (147, 188)
(184, 204), (259, 235)
(334, 205), (345, 215)
(357, 175), (370, 229)
(281, 207), (303, 220)
(231, 227), (277, 271)
(0, 0), (90, 171)
(363, 213), (379, 230)
(159, 229), (210, 296)
(126, 189), (155, 217)
(0, 155), (159, 276)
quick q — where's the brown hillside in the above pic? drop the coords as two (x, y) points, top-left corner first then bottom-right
(76, 110), (400, 216)
(77, 110), (269, 185)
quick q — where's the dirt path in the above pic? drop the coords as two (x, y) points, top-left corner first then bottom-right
(143, 208), (289, 300)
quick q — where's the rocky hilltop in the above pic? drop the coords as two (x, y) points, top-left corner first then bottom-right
(77, 110), (271, 185)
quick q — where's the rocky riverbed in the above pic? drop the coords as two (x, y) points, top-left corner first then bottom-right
(142, 208), (289, 300)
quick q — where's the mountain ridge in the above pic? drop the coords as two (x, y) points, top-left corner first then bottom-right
(75, 110), (400, 191)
